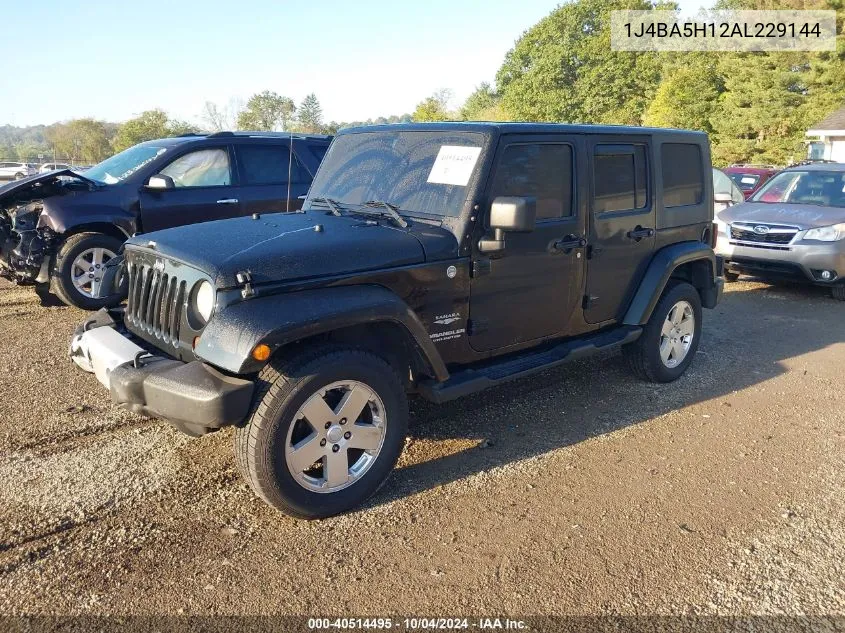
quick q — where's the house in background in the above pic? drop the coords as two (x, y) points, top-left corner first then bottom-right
(806, 105), (845, 162)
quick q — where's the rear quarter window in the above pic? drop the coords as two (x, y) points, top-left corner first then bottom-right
(662, 144), (704, 208)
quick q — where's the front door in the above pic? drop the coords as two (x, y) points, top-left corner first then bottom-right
(138, 146), (242, 233)
(584, 140), (656, 324)
(469, 135), (585, 352)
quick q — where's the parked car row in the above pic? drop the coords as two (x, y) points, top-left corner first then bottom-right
(715, 163), (845, 301)
(6, 121), (842, 520)
(0, 161), (95, 180)
(0, 131), (331, 307)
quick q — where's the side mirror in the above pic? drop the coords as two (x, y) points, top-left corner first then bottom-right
(146, 174), (175, 190)
(714, 192), (734, 205)
(478, 196), (537, 254)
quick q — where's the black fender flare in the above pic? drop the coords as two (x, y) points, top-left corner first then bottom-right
(623, 242), (720, 326)
(195, 284), (449, 380)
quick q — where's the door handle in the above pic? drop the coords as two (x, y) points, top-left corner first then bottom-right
(216, 198), (239, 204)
(553, 236), (587, 253)
(626, 226), (654, 241)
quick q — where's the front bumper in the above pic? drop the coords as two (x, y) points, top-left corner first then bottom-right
(715, 231), (845, 285)
(70, 309), (254, 436)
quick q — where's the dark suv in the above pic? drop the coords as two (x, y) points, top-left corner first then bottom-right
(70, 123), (723, 519)
(0, 132), (330, 308)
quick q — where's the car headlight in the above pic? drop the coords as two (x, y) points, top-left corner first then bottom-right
(804, 223), (845, 242)
(189, 280), (215, 327)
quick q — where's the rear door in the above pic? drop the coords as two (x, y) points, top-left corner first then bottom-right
(233, 141), (316, 215)
(468, 134), (585, 352)
(584, 139), (655, 324)
(138, 145), (240, 232)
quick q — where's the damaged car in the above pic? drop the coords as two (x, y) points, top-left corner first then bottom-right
(0, 131), (331, 309)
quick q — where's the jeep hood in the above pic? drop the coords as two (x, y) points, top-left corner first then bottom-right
(127, 211), (458, 287)
(0, 169), (97, 204)
(717, 202), (845, 230)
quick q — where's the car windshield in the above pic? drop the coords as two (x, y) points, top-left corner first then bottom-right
(85, 144), (168, 185)
(727, 172), (760, 191)
(750, 170), (845, 207)
(305, 130), (487, 218)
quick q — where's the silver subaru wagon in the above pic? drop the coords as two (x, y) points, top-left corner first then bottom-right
(715, 163), (845, 301)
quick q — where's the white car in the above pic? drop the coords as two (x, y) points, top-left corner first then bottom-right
(39, 162), (72, 174)
(0, 162), (37, 180)
(712, 167), (744, 214)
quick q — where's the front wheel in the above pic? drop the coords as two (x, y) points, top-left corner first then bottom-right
(623, 280), (703, 383)
(51, 232), (123, 309)
(235, 347), (408, 519)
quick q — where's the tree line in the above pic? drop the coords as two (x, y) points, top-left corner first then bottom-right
(4, 0), (843, 167)
(413, 0), (845, 166)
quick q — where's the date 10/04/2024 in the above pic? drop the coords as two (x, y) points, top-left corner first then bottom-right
(307, 617), (528, 630)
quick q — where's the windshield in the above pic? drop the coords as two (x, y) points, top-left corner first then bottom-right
(727, 172), (760, 192)
(85, 144), (167, 184)
(305, 130), (487, 217)
(751, 170), (845, 207)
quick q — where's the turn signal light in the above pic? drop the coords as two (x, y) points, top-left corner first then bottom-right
(252, 344), (271, 362)
(192, 336), (201, 350)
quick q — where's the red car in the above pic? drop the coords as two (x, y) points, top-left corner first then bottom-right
(722, 164), (779, 199)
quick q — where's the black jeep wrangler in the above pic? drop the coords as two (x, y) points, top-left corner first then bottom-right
(70, 123), (723, 519)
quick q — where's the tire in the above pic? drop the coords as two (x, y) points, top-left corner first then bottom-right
(832, 286), (845, 301)
(235, 346), (408, 519)
(623, 280), (703, 383)
(14, 172), (24, 180)
(51, 232), (123, 310)
(724, 271), (740, 282)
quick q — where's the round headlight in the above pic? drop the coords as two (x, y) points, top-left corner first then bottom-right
(191, 280), (215, 326)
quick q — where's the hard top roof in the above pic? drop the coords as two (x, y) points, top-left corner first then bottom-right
(338, 121), (707, 139)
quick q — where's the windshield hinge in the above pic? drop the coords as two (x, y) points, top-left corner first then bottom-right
(472, 258), (492, 278)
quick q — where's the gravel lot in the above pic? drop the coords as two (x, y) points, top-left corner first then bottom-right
(0, 277), (843, 619)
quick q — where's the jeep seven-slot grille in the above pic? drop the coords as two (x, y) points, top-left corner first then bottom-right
(730, 224), (797, 246)
(126, 262), (186, 347)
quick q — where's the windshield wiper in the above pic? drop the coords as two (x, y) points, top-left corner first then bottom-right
(310, 196), (343, 216)
(357, 200), (408, 228)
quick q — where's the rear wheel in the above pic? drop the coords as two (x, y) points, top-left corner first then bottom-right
(724, 271), (740, 282)
(51, 232), (123, 309)
(14, 172), (24, 180)
(623, 280), (703, 383)
(235, 346), (408, 519)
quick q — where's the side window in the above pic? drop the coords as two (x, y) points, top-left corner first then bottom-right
(160, 149), (231, 187)
(308, 143), (329, 163)
(237, 144), (310, 186)
(593, 144), (648, 213)
(662, 143), (703, 207)
(490, 143), (574, 220)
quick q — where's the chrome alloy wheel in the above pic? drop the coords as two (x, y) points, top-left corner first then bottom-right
(71, 247), (116, 298)
(660, 300), (695, 368)
(285, 380), (387, 493)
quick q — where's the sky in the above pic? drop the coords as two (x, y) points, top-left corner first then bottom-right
(0, 0), (710, 128)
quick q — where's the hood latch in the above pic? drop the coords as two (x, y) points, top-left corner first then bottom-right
(236, 270), (255, 299)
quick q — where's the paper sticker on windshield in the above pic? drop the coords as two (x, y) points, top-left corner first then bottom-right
(427, 146), (482, 186)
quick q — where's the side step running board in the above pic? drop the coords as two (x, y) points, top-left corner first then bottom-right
(418, 326), (642, 404)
